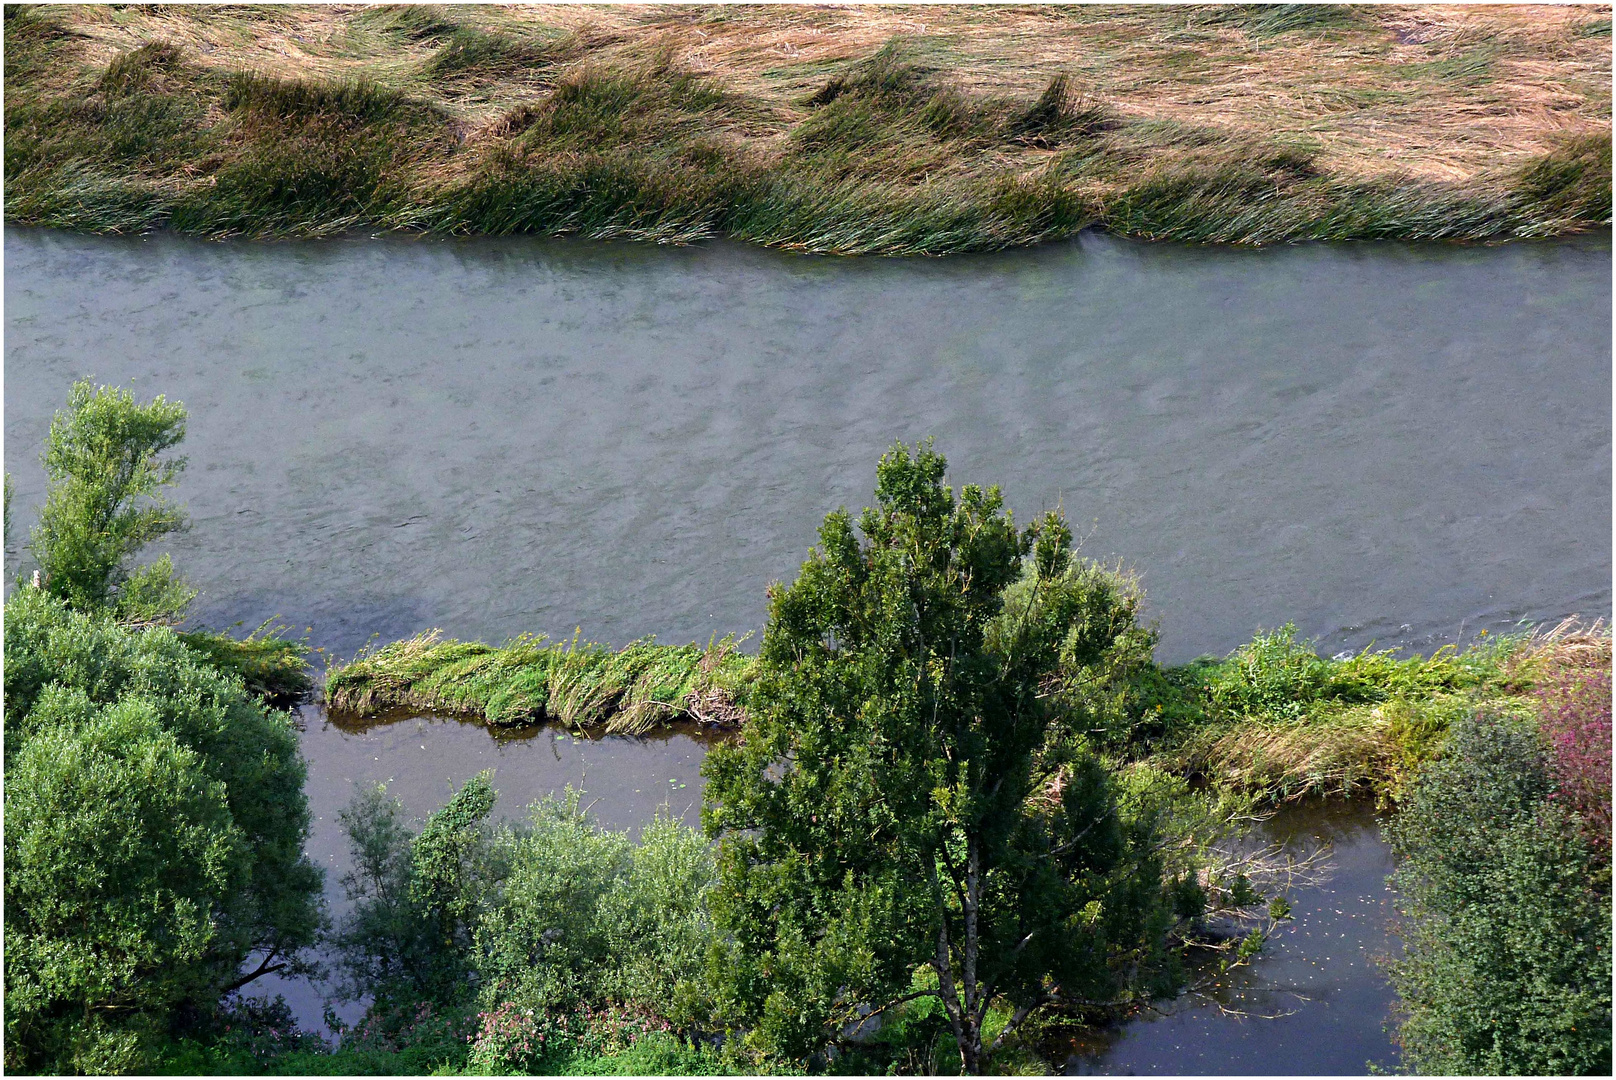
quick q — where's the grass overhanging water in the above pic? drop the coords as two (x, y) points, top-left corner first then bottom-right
(322, 617), (1604, 808)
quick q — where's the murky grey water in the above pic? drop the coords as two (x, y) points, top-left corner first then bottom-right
(4, 226), (1609, 1070)
(5, 227), (1609, 664)
(1064, 799), (1399, 1075)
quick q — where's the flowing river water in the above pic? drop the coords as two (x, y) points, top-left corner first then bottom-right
(5, 226), (1610, 1072)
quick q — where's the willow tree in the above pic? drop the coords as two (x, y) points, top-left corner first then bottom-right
(29, 380), (194, 623)
(702, 442), (1184, 1073)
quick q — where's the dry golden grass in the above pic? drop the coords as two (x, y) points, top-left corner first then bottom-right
(7, 4), (1608, 249)
(52, 3), (1610, 183)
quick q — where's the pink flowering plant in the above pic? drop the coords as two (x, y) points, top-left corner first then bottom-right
(466, 999), (680, 1072)
(1535, 661), (1612, 861)
(466, 1001), (572, 1073)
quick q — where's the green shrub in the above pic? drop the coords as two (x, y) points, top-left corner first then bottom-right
(474, 792), (717, 1016)
(328, 775), (501, 1012)
(28, 380), (193, 623)
(2, 590), (323, 1074)
(1386, 712), (1612, 1075)
(331, 776), (718, 1068)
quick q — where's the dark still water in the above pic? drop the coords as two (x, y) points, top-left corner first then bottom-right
(1064, 800), (1399, 1075)
(4, 227), (1610, 663)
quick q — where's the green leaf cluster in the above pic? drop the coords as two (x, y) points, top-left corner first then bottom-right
(28, 379), (194, 623)
(331, 777), (719, 1066)
(2, 589), (324, 1074)
(1386, 711), (1612, 1075)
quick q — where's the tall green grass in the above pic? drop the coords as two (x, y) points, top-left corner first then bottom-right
(1137, 624), (1567, 802)
(324, 632), (753, 734)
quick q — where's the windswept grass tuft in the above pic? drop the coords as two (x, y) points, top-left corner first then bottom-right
(425, 26), (573, 82)
(4, 6), (1609, 250)
(1512, 133), (1613, 236)
(325, 631), (753, 734)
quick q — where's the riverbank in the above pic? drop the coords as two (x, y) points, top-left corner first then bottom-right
(6, 4), (1610, 252)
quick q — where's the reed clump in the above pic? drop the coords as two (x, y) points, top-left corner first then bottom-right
(5, 5), (1608, 251)
(324, 631), (753, 735)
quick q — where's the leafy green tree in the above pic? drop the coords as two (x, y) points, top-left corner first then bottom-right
(3, 589), (323, 1074)
(1387, 712), (1612, 1075)
(702, 441), (1186, 1073)
(330, 775), (500, 1011)
(475, 792), (717, 1017)
(29, 379), (195, 623)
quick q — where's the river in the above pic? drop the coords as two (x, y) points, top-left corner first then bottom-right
(4, 225), (1610, 1071)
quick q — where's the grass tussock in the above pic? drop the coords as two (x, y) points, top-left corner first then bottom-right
(5, 4), (1608, 251)
(177, 619), (313, 707)
(324, 631), (753, 735)
(1142, 620), (1612, 803)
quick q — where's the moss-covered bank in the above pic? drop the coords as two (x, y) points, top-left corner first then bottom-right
(6, 4), (1610, 253)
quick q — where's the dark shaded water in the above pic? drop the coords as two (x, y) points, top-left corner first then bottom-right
(5, 226), (1610, 1071)
(1065, 799), (1399, 1075)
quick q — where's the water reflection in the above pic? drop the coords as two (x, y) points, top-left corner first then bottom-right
(1063, 799), (1399, 1075)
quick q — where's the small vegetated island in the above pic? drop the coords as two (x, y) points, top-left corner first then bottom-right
(4, 3), (1611, 252)
(4, 384), (1610, 1075)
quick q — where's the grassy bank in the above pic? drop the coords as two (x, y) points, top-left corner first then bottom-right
(1137, 620), (1608, 802)
(6, 4), (1610, 252)
(324, 617), (1607, 803)
(325, 630), (752, 735)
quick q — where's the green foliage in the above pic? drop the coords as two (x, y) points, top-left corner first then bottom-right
(702, 442), (1184, 1073)
(330, 774), (718, 1071)
(475, 792), (718, 1018)
(29, 379), (193, 622)
(1386, 712), (1612, 1075)
(329, 777), (500, 1011)
(1137, 625), (1528, 801)
(2, 590), (323, 1074)
(177, 621), (314, 705)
